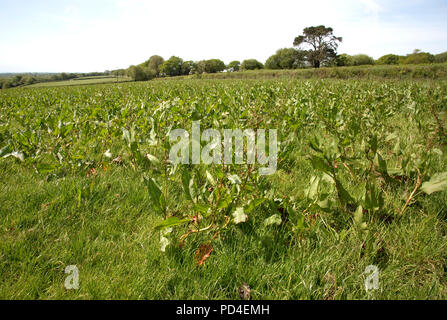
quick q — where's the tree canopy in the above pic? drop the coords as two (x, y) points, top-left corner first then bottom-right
(160, 56), (184, 77)
(435, 51), (447, 63)
(376, 54), (400, 65)
(227, 61), (241, 72)
(127, 65), (155, 81)
(293, 25), (342, 68)
(146, 55), (164, 76)
(265, 48), (306, 69)
(401, 50), (435, 65)
(196, 59), (226, 74)
(241, 59), (263, 70)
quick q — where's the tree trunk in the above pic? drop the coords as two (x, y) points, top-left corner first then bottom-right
(313, 60), (320, 68)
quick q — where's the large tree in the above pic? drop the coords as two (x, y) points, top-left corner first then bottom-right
(181, 60), (195, 75)
(160, 56), (184, 77)
(401, 49), (435, 65)
(195, 59), (226, 74)
(127, 65), (147, 81)
(126, 65), (155, 81)
(241, 59), (263, 70)
(147, 55), (164, 76)
(293, 25), (342, 68)
(227, 61), (241, 72)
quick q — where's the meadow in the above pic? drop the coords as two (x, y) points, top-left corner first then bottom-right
(25, 75), (131, 88)
(1, 78), (447, 299)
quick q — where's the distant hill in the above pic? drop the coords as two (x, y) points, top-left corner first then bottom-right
(0, 72), (59, 78)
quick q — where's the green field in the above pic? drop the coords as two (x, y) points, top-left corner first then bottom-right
(25, 76), (131, 88)
(1, 78), (447, 299)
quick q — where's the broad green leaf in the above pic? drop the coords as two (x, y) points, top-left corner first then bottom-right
(317, 197), (335, 212)
(421, 172), (447, 195)
(310, 155), (332, 174)
(354, 205), (368, 233)
(354, 205), (365, 225)
(189, 177), (197, 203)
(146, 154), (160, 164)
(324, 138), (340, 162)
(244, 198), (266, 213)
(206, 170), (216, 186)
(363, 181), (383, 211)
(36, 163), (58, 174)
(217, 197), (231, 209)
(144, 176), (165, 214)
(264, 214), (282, 226)
(321, 173), (335, 184)
(182, 169), (193, 201)
(193, 203), (210, 214)
(388, 168), (403, 176)
(369, 134), (378, 155)
(374, 153), (388, 176)
(253, 198), (267, 207)
(155, 217), (191, 231)
(334, 176), (355, 205)
(385, 133), (398, 142)
(305, 176), (320, 200)
(309, 134), (323, 153)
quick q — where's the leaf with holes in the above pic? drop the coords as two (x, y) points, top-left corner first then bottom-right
(233, 207), (247, 224)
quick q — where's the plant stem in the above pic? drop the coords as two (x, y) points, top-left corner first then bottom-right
(401, 170), (421, 215)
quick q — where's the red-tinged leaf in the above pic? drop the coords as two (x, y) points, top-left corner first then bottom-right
(195, 243), (213, 266)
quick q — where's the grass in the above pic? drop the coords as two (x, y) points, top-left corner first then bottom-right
(1, 78), (447, 299)
(1, 161), (446, 299)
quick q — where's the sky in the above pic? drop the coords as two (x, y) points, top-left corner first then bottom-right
(0, 0), (446, 73)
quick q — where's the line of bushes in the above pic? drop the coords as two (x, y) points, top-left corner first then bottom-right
(158, 63), (447, 81)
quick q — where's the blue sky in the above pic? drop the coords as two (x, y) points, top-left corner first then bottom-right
(0, 0), (446, 72)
